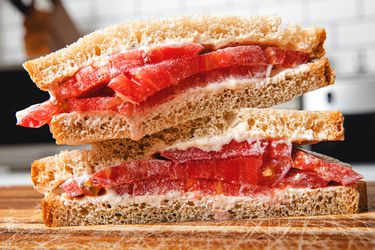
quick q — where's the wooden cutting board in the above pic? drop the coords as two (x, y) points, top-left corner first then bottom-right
(1, 184), (374, 249)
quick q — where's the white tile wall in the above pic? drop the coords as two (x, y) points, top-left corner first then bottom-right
(309, 0), (358, 21)
(0, 0), (374, 77)
(364, 0), (375, 16)
(338, 19), (375, 45)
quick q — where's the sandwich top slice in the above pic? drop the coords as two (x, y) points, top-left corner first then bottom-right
(16, 16), (334, 145)
(31, 109), (366, 227)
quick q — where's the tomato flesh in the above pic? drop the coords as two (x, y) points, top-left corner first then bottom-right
(18, 44), (310, 128)
(54, 43), (204, 100)
(60, 140), (363, 198)
(161, 140), (266, 163)
(278, 169), (328, 189)
(292, 148), (363, 185)
(16, 101), (59, 128)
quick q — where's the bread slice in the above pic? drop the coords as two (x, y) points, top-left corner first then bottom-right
(50, 57), (335, 145)
(32, 109), (344, 194)
(42, 182), (367, 227)
(23, 15), (326, 91)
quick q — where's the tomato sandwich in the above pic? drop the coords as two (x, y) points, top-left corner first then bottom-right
(17, 16), (367, 227)
(32, 109), (366, 227)
(17, 16), (334, 145)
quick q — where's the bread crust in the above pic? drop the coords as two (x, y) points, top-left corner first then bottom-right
(49, 57), (335, 145)
(23, 15), (326, 91)
(41, 182), (367, 227)
(32, 108), (344, 194)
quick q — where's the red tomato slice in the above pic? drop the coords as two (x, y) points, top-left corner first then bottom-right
(257, 140), (292, 186)
(54, 66), (109, 100)
(292, 148), (363, 185)
(65, 96), (122, 112)
(264, 47), (286, 64)
(278, 169), (328, 189)
(108, 73), (158, 104)
(60, 179), (84, 197)
(161, 139), (266, 163)
(185, 179), (217, 195)
(16, 100), (59, 128)
(53, 44), (203, 101)
(115, 46), (266, 104)
(134, 65), (257, 114)
(282, 50), (309, 68)
(199, 45), (266, 71)
(110, 50), (144, 72)
(177, 156), (263, 184)
(129, 57), (201, 97)
(143, 43), (204, 64)
(91, 160), (174, 188)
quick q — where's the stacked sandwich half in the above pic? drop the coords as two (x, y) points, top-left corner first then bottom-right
(17, 16), (367, 227)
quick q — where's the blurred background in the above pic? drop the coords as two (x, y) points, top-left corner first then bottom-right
(0, 0), (374, 185)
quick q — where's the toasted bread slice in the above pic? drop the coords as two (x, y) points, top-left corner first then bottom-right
(42, 182), (367, 227)
(32, 109), (344, 194)
(50, 57), (334, 145)
(23, 16), (326, 90)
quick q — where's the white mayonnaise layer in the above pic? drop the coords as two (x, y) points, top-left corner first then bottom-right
(60, 189), (274, 211)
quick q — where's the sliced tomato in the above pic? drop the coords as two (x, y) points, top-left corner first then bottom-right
(91, 156), (263, 188)
(128, 57), (201, 98)
(82, 86), (115, 98)
(54, 66), (109, 100)
(60, 179), (103, 197)
(199, 45), (266, 71)
(282, 50), (309, 68)
(16, 100), (59, 128)
(65, 96), (123, 112)
(133, 65), (256, 114)
(264, 47), (286, 64)
(111, 183), (133, 196)
(143, 43), (204, 64)
(250, 65), (268, 78)
(110, 50), (144, 72)
(108, 73), (157, 104)
(185, 179), (217, 195)
(264, 140), (292, 158)
(161, 139), (266, 163)
(91, 160), (174, 188)
(292, 148), (363, 185)
(60, 179), (84, 197)
(258, 157), (292, 187)
(114, 46), (267, 104)
(53, 43), (203, 100)
(278, 169), (328, 189)
(257, 140), (292, 186)
(178, 156), (263, 184)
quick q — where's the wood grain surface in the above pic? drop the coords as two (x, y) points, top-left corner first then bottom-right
(1, 183), (374, 249)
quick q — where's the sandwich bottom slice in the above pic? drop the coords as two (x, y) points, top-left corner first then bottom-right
(33, 109), (368, 227)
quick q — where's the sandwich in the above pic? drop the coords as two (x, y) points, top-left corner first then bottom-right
(32, 109), (366, 227)
(16, 16), (334, 145)
(18, 15), (366, 227)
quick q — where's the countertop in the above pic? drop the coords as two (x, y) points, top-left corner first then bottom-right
(0, 184), (374, 249)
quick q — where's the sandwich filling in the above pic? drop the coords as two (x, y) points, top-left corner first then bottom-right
(17, 43), (311, 128)
(59, 139), (363, 199)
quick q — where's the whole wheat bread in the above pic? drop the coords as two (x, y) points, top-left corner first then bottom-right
(50, 57), (335, 145)
(42, 182), (367, 227)
(32, 109), (344, 194)
(23, 16), (326, 90)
